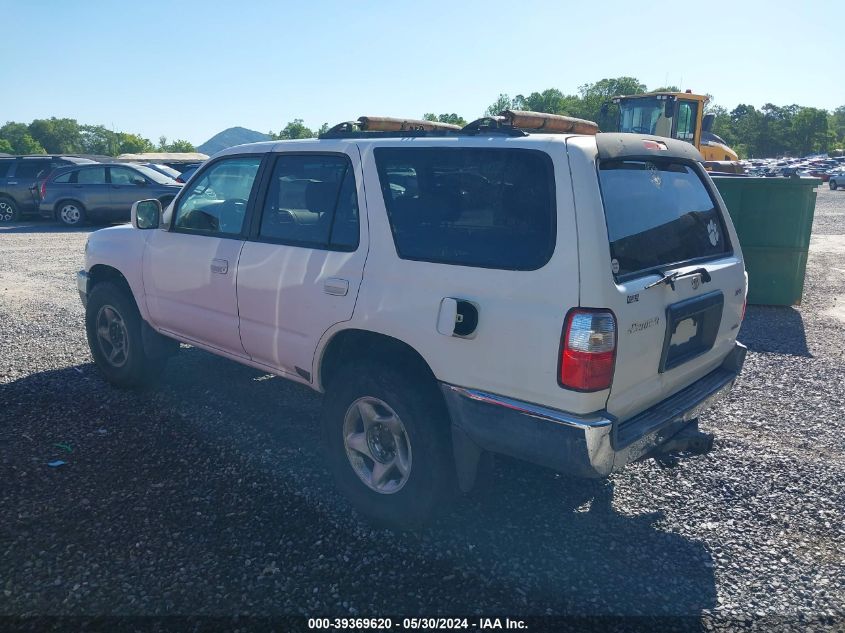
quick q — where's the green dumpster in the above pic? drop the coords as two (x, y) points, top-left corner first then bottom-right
(712, 176), (820, 305)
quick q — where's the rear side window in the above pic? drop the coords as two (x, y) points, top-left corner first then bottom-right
(374, 148), (555, 270)
(14, 160), (50, 179)
(0, 159), (13, 178)
(258, 154), (359, 250)
(598, 160), (730, 279)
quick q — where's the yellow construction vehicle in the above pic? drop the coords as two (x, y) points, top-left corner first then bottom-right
(612, 91), (738, 161)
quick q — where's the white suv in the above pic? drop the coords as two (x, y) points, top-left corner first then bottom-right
(77, 113), (747, 527)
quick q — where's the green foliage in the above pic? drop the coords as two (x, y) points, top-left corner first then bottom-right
(0, 138), (12, 154)
(317, 122), (330, 137)
(484, 94), (517, 117)
(0, 122), (45, 154)
(270, 119), (314, 140)
(423, 113), (467, 126)
(156, 136), (195, 153)
(28, 117), (82, 153)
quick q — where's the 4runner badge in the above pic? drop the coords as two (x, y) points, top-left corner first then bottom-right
(628, 316), (660, 334)
(707, 220), (719, 246)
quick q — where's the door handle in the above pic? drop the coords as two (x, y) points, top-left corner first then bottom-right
(323, 277), (349, 296)
(210, 258), (229, 274)
(7, 181), (17, 185)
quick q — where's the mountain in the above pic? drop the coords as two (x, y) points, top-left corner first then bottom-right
(197, 127), (271, 156)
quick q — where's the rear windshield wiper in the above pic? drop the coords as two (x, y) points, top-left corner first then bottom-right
(644, 267), (711, 291)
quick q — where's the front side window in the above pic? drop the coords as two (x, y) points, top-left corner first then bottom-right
(76, 167), (107, 184)
(53, 171), (73, 183)
(599, 160), (730, 279)
(173, 156), (261, 235)
(258, 154), (359, 250)
(374, 148), (555, 270)
(110, 167), (144, 185)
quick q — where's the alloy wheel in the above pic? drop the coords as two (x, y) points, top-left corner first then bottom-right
(343, 396), (412, 494)
(95, 304), (129, 367)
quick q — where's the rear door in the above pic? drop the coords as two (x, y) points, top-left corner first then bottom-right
(568, 135), (746, 422)
(8, 159), (51, 212)
(73, 166), (110, 215)
(236, 144), (367, 378)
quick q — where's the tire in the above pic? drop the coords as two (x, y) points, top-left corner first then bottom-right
(321, 361), (454, 528)
(85, 281), (168, 388)
(831, 180), (838, 191)
(0, 198), (19, 223)
(57, 200), (86, 227)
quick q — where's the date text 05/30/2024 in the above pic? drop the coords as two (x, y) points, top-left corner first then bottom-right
(308, 617), (528, 630)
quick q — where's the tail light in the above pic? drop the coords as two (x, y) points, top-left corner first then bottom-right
(560, 309), (617, 392)
(741, 298), (747, 322)
(40, 180), (47, 199)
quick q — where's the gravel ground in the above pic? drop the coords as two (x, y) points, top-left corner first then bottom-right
(1, 190), (844, 631)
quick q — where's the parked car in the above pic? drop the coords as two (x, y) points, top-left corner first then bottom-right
(174, 163), (201, 183)
(77, 117), (747, 527)
(829, 169), (845, 190)
(0, 155), (95, 222)
(139, 163), (182, 180)
(40, 163), (181, 226)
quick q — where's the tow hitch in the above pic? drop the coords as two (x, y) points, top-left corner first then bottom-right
(644, 422), (714, 468)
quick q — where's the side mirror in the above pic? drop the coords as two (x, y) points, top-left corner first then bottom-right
(132, 177), (147, 186)
(702, 113), (715, 132)
(131, 199), (161, 230)
(664, 99), (674, 118)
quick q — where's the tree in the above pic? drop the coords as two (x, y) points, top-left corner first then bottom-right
(156, 136), (195, 153)
(165, 139), (195, 152)
(270, 119), (314, 140)
(0, 122), (45, 154)
(792, 107), (831, 155)
(511, 89), (578, 115)
(423, 113), (467, 126)
(28, 117), (82, 154)
(118, 133), (155, 154)
(0, 138), (12, 154)
(484, 94), (516, 117)
(316, 122), (330, 137)
(80, 125), (118, 155)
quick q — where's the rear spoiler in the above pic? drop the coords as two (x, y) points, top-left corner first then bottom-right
(596, 133), (703, 162)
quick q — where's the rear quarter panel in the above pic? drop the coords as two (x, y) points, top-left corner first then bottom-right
(324, 136), (608, 415)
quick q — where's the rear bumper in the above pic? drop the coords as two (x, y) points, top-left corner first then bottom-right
(442, 342), (746, 479)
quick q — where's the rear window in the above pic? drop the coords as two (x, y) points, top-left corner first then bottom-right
(374, 148), (555, 270)
(598, 160), (731, 278)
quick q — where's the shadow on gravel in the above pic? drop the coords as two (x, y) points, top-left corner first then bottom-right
(0, 220), (120, 234)
(738, 305), (811, 357)
(1, 352), (717, 619)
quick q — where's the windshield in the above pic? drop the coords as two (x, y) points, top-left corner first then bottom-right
(598, 159), (731, 278)
(132, 164), (179, 184)
(618, 98), (673, 136)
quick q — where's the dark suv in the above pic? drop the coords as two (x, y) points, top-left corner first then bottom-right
(0, 155), (95, 222)
(40, 163), (182, 226)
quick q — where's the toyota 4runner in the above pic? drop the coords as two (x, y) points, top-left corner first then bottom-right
(77, 112), (747, 527)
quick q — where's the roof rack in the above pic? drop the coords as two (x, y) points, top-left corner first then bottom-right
(318, 111), (600, 139)
(320, 116), (461, 139)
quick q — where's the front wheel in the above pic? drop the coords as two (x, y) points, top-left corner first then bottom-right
(0, 198), (19, 223)
(321, 363), (454, 528)
(831, 180), (838, 191)
(57, 201), (86, 226)
(85, 282), (168, 388)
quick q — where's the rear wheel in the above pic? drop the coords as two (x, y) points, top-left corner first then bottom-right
(85, 282), (168, 388)
(57, 200), (86, 226)
(321, 362), (454, 528)
(0, 198), (19, 223)
(831, 180), (838, 191)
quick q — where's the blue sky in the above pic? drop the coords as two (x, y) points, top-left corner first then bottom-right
(2, 0), (842, 145)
